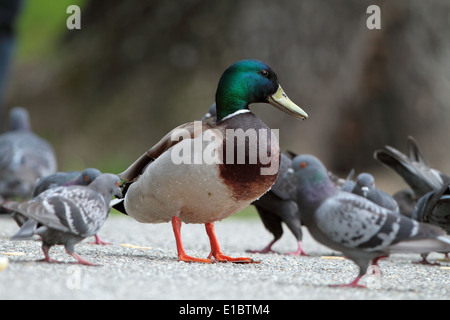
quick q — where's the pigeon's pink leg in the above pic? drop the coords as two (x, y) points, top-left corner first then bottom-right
(38, 244), (61, 263)
(88, 234), (111, 245)
(330, 275), (366, 289)
(286, 241), (308, 256)
(246, 239), (278, 254)
(65, 249), (99, 266)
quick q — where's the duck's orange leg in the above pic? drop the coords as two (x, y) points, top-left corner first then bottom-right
(171, 216), (214, 263)
(205, 222), (259, 263)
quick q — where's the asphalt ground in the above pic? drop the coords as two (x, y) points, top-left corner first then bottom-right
(0, 214), (449, 301)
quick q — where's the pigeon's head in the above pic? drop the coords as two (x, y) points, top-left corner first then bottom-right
(80, 168), (102, 185)
(356, 173), (375, 197)
(201, 103), (217, 123)
(90, 173), (123, 199)
(285, 154), (335, 203)
(285, 155), (330, 187)
(9, 107), (31, 131)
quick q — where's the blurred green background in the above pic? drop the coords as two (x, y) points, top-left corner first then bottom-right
(2, 0), (450, 220)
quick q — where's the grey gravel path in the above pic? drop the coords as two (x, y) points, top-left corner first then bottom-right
(0, 214), (449, 300)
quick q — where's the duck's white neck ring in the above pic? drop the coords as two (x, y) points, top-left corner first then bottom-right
(220, 109), (251, 121)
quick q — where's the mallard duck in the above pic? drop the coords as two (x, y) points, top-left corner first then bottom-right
(114, 59), (308, 263)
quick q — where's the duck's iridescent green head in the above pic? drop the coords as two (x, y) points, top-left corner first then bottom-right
(215, 59), (308, 122)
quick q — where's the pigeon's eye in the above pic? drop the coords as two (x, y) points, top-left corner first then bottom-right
(84, 176), (89, 182)
(300, 162), (307, 169)
(259, 70), (269, 78)
(115, 181), (120, 187)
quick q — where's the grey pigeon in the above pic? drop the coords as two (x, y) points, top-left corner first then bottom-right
(341, 172), (399, 213)
(374, 136), (450, 217)
(4, 173), (122, 266)
(0, 107), (57, 206)
(412, 183), (450, 264)
(202, 105), (306, 256)
(12, 168), (107, 245)
(287, 154), (450, 288)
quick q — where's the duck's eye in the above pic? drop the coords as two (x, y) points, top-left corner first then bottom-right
(259, 70), (269, 78)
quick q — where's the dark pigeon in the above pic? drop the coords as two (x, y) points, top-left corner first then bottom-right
(412, 184), (450, 263)
(287, 154), (450, 288)
(374, 136), (450, 216)
(32, 168), (102, 197)
(375, 136), (450, 263)
(4, 173), (122, 266)
(248, 153), (306, 256)
(341, 172), (399, 213)
(0, 107), (57, 206)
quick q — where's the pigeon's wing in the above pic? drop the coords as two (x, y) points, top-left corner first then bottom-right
(317, 192), (449, 254)
(413, 184), (450, 234)
(5, 200), (72, 234)
(270, 153), (296, 200)
(5, 187), (107, 237)
(315, 192), (407, 252)
(0, 132), (56, 196)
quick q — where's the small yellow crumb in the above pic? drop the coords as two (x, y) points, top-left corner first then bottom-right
(439, 266), (450, 270)
(120, 244), (152, 250)
(320, 256), (346, 260)
(2, 251), (25, 256)
(0, 257), (8, 272)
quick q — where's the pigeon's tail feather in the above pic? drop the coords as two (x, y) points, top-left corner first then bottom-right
(11, 218), (39, 240)
(389, 219), (450, 254)
(388, 236), (450, 254)
(407, 136), (427, 165)
(374, 147), (439, 196)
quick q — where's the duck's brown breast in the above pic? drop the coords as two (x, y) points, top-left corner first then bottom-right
(217, 112), (280, 201)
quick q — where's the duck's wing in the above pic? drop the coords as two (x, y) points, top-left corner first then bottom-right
(118, 121), (213, 182)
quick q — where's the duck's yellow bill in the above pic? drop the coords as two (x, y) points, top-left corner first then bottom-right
(267, 85), (308, 120)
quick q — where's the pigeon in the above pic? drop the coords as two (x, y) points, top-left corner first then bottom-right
(287, 154), (450, 288)
(201, 104), (306, 256)
(412, 183), (450, 264)
(0, 107), (57, 206)
(201, 103), (217, 123)
(341, 172), (399, 213)
(248, 152), (306, 256)
(374, 136), (450, 263)
(11, 168), (108, 245)
(374, 136), (450, 217)
(3, 173), (122, 266)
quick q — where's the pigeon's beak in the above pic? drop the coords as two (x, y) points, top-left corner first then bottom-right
(283, 168), (295, 180)
(114, 182), (123, 199)
(267, 85), (308, 121)
(201, 112), (214, 122)
(361, 186), (369, 198)
(115, 189), (123, 199)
